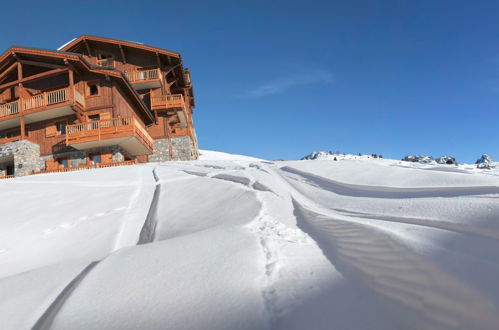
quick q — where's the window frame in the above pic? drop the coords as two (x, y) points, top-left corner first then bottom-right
(86, 81), (100, 97)
(55, 120), (68, 135)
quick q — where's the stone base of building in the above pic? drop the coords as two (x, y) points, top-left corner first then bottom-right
(1, 136), (199, 177)
(149, 136), (198, 162)
(0, 140), (44, 177)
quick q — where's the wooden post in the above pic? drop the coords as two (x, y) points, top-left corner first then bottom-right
(20, 116), (25, 139)
(69, 69), (74, 100)
(18, 62), (26, 138)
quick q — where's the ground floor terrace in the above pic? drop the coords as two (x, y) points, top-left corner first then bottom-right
(0, 134), (198, 179)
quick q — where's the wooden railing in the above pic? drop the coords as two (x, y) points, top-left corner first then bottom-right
(151, 94), (185, 110)
(97, 59), (115, 68)
(66, 116), (154, 152)
(23, 88), (69, 111)
(125, 68), (160, 82)
(30, 160), (138, 176)
(0, 100), (20, 118)
(75, 90), (85, 107)
(0, 175), (15, 180)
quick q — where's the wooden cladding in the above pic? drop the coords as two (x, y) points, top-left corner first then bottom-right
(45, 124), (58, 138)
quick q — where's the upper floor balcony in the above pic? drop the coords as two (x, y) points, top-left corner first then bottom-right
(66, 116), (153, 155)
(124, 68), (162, 90)
(0, 88), (85, 131)
(151, 94), (185, 111)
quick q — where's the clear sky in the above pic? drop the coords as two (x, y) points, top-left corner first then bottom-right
(3, 0), (499, 162)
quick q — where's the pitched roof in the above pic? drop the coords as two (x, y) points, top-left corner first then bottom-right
(59, 35), (181, 58)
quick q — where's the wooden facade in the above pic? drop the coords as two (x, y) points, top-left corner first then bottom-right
(0, 36), (197, 177)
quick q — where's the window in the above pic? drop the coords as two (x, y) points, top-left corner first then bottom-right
(89, 153), (101, 165)
(56, 122), (67, 135)
(97, 52), (114, 68)
(58, 158), (69, 169)
(88, 83), (99, 96)
(5, 129), (20, 138)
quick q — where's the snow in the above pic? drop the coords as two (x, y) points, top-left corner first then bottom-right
(57, 38), (76, 51)
(198, 149), (263, 161)
(1, 151), (499, 329)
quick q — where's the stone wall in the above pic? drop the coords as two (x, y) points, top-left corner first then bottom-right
(149, 136), (198, 162)
(0, 140), (44, 176)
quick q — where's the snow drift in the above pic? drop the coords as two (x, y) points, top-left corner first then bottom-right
(1, 150), (499, 330)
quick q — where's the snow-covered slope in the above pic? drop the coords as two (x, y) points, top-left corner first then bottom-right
(1, 154), (499, 330)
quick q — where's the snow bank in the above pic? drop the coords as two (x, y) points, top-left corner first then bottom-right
(198, 149), (263, 161)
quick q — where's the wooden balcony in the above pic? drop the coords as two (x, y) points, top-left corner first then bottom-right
(151, 94), (185, 111)
(0, 100), (20, 130)
(124, 68), (161, 90)
(66, 116), (154, 155)
(0, 87), (84, 130)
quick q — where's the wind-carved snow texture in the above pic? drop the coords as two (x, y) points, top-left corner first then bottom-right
(137, 167), (160, 244)
(292, 200), (499, 330)
(282, 166), (499, 198)
(212, 173), (251, 186)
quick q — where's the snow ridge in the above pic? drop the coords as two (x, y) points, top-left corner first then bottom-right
(138, 167), (160, 244)
(31, 261), (99, 330)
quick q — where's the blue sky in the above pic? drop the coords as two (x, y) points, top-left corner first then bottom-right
(3, 0), (499, 162)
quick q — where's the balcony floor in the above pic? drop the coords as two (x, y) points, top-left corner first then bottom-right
(68, 136), (152, 156)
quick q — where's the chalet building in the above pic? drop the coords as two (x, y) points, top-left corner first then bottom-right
(0, 35), (198, 178)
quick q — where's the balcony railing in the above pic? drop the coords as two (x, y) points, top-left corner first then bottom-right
(97, 59), (115, 68)
(23, 88), (69, 111)
(66, 116), (154, 154)
(151, 94), (185, 110)
(0, 100), (20, 118)
(125, 69), (160, 83)
(30, 160), (138, 176)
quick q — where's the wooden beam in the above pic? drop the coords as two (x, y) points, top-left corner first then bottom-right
(69, 69), (74, 99)
(0, 62), (19, 83)
(17, 62), (22, 80)
(0, 68), (67, 90)
(164, 64), (180, 75)
(19, 60), (65, 70)
(119, 45), (127, 64)
(84, 40), (92, 56)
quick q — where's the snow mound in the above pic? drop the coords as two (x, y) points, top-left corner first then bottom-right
(198, 149), (263, 161)
(301, 151), (376, 161)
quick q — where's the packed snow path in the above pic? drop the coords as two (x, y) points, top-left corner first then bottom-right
(1, 153), (499, 330)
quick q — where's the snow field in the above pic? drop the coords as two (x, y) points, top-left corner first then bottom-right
(1, 151), (499, 329)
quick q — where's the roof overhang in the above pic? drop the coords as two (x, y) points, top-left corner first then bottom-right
(59, 35), (181, 59)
